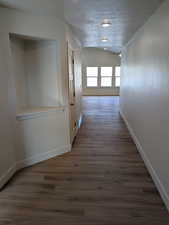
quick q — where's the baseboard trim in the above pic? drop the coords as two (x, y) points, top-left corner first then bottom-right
(17, 145), (71, 169)
(0, 145), (71, 190)
(120, 110), (169, 212)
(78, 114), (83, 128)
(0, 164), (17, 189)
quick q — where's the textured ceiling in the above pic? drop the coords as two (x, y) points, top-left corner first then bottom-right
(0, 0), (165, 52)
(0, 0), (64, 18)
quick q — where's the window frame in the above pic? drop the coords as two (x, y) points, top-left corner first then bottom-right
(85, 66), (120, 88)
(114, 66), (121, 88)
(86, 67), (99, 87)
(100, 67), (113, 88)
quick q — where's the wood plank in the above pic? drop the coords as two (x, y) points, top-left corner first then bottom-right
(0, 96), (169, 225)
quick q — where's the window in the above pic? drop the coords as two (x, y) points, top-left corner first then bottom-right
(115, 66), (121, 87)
(85, 66), (120, 88)
(86, 67), (98, 87)
(101, 67), (112, 87)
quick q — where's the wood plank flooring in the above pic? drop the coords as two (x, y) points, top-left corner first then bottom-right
(0, 96), (169, 225)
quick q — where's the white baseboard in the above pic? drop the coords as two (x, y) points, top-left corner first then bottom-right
(120, 110), (169, 211)
(78, 114), (83, 128)
(0, 164), (17, 189)
(0, 144), (71, 189)
(17, 145), (71, 168)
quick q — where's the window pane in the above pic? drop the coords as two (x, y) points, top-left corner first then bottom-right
(101, 67), (112, 76)
(87, 77), (98, 87)
(115, 66), (121, 77)
(87, 67), (98, 76)
(101, 77), (112, 87)
(115, 77), (120, 87)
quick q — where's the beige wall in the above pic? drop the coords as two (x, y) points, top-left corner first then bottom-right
(10, 37), (28, 109)
(120, 0), (169, 210)
(82, 48), (121, 96)
(10, 37), (61, 110)
(25, 40), (60, 107)
(0, 33), (16, 187)
(0, 7), (82, 188)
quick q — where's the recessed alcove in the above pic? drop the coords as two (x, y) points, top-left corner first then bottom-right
(10, 34), (62, 118)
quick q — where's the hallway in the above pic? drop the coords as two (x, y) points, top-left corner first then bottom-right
(0, 96), (169, 225)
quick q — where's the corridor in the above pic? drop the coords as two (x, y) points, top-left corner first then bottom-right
(0, 96), (169, 225)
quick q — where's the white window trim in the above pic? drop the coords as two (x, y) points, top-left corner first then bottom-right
(86, 76), (98, 87)
(86, 66), (121, 88)
(85, 67), (99, 88)
(114, 66), (121, 88)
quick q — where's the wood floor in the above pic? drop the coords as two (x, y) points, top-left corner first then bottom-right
(0, 96), (169, 225)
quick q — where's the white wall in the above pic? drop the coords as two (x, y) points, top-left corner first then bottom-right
(10, 36), (62, 110)
(0, 7), (67, 103)
(15, 108), (70, 163)
(0, 7), (82, 188)
(82, 48), (121, 96)
(10, 37), (28, 109)
(0, 33), (16, 187)
(25, 40), (60, 107)
(120, 0), (169, 210)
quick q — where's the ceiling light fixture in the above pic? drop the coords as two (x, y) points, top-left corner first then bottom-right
(101, 19), (112, 27)
(101, 37), (108, 42)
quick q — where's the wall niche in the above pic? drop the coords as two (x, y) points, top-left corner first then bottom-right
(10, 34), (61, 115)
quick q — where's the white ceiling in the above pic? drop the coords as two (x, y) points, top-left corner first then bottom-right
(0, 0), (165, 52)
